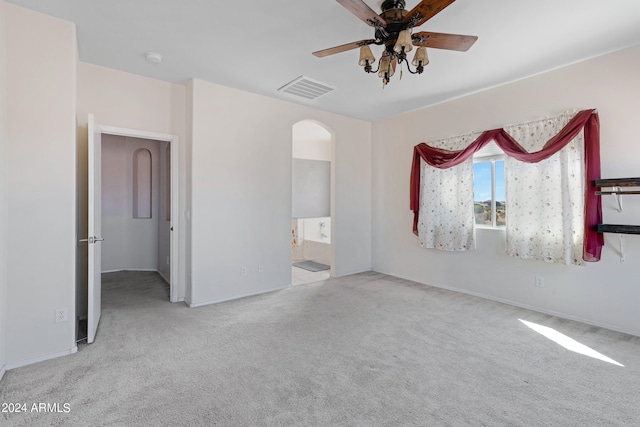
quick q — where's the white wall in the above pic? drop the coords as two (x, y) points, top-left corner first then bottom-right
(76, 62), (187, 305)
(292, 121), (332, 219)
(292, 120), (332, 161)
(101, 135), (163, 273)
(189, 79), (371, 306)
(292, 159), (331, 218)
(372, 45), (640, 336)
(5, 4), (78, 366)
(0, 0), (8, 379)
(184, 80), (194, 303)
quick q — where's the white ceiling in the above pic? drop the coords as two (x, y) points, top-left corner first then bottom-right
(7, 0), (640, 121)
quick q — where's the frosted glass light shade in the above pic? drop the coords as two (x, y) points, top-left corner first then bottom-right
(412, 47), (429, 67)
(394, 30), (413, 53)
(378, 56), (392, 78)
(358, 45), (376, 66)
(378, 56), (396, 78)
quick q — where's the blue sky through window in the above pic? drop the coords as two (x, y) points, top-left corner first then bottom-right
(474, 160), (505, 202)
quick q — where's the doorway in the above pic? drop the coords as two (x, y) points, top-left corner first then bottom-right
(101, 135), (170, 281)
(291, 120), (333, 286)
(78, 118), (180, 344)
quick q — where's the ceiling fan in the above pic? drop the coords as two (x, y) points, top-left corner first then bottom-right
(313, 0), (477, 86)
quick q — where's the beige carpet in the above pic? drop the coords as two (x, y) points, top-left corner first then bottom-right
(1, 271), (639, 426)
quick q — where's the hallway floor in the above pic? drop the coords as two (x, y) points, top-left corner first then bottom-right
(291, 266), (330, 286)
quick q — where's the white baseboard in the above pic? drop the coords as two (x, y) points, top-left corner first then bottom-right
(188, 285), (289, 308)
(381, 270), (640, 338)
(157, 270), (170, 284)
(6, 346), (78, 371)
(332, 267), (372, 278)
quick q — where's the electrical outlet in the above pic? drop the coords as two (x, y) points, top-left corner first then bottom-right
(241, 266), (247, 276)
(258, 264), (264, 273)
(535, 276), (545, 288)
(55, 308), (68, 323)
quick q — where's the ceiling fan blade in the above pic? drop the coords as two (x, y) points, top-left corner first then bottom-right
(336, 0), (386, 27)
(412, 31), (477, 51)
(404, 0), (456, 28)
(313, 39), (377, 58)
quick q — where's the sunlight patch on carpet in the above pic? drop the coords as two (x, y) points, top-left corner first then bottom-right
(519, 319), (624, 367)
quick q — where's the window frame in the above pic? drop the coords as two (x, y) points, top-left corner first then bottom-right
(473, 154), (505, 229)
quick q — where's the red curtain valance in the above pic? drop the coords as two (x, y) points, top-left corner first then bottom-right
(410, 109), (603, 262)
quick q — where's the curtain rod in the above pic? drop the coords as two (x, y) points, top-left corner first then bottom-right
(500, 109), (593, 130)
(424, 109), (597, 146)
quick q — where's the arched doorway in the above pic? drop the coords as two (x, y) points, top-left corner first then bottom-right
(291, 120), (333, 286)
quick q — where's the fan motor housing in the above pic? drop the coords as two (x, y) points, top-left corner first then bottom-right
(381, 0), (406, 11)
(380, 0), (408, 23)
(377, 0), (408, 46)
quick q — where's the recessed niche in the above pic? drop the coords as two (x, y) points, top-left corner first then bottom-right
(132, 148), (152, 219)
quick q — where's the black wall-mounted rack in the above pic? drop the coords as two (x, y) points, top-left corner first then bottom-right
(595, 178), (640, 262)
(595, 178), (640, 235)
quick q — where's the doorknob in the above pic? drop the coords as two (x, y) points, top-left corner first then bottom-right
(79, 236), (104, 244)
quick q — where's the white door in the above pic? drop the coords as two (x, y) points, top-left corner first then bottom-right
(87, 114), (103, 343)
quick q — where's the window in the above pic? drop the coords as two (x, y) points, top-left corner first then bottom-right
(412, 110), (599, 263)
(473, 143), (505, 228)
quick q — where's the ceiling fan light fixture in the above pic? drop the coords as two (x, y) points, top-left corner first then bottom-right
(412, 46), (429, 67)
(378, 56), (391, 78)
(358, 45), (376, 66)
(313, 0), (478, 87)
(394, 29), (413, 54)
(378, 55), (396, 81)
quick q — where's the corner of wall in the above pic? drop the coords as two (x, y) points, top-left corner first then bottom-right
(5, 2), (78, 366)
(0, 0), (9, 380)
(369, 45), (640, 336)
(183, 79), (193, 305)
(70, 10), (78, 351)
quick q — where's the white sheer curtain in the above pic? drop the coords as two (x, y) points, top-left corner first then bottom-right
(417, 133), (480, 251)
(504, 111), (585, 265)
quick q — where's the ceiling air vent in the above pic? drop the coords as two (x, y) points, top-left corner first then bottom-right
(278, 76), (335, 100)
